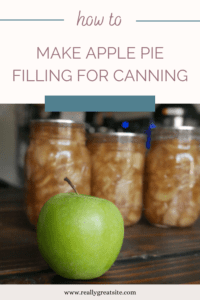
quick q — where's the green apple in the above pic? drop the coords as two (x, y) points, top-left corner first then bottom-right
(37, 178), (124, 280)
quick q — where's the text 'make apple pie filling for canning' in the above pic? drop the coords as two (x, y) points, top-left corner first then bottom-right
(144, 126), (200, 228)
(87, 132), (146, 227)
(25, 120), (91, 227)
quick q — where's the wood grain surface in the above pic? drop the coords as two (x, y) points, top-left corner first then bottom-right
(0, 188), (200, 284)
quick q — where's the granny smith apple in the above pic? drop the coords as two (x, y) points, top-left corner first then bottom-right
(37, 178), (124, 280)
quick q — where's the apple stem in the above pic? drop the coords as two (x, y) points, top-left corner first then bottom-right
(64, 177), (79, 195)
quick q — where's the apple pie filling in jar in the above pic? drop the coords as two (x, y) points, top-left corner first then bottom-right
(87, 133), (146, 227)
(144, 126), (200, 228)
(25, 120), (91, 227)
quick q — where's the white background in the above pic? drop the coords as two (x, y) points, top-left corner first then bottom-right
(1, 284), (200, 300)
(0, 0), (200, 104)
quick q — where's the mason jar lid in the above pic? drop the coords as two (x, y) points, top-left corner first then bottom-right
(87, 132), (146, 144)
(31, 119), (85, 128)
(151, 126), (200, 141)
(30, 119), (86, 140)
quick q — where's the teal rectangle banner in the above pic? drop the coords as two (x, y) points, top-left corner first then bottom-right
(45, 96), (155, 112)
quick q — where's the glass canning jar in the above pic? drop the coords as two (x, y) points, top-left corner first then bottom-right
(25, 119), (91, 227)
(144, 126), (200, 228)
(87, 132), (146, 227)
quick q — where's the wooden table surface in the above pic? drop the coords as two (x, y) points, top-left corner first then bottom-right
(0, 187), (200, 284)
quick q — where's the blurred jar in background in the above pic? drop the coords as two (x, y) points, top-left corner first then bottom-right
(154, 104), (200, 128)
(25, 120), (91, 227)
(87, 133), (146, 227)
(16, 104), (61, 187)
(144, 127), (200, 228)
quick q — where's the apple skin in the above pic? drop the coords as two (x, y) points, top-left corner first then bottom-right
(37, 193), (124, 280)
